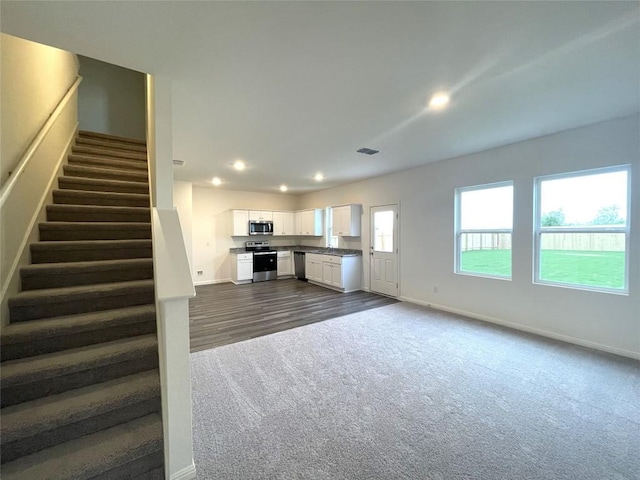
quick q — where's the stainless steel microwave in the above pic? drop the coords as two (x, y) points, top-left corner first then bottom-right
(249, 220), (274, 235)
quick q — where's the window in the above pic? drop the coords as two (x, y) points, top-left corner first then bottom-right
(326, 207), (338, 248)
(373, 210), (394, 252)
(534, 166), (630, 293)
(455, 182), (513, 278)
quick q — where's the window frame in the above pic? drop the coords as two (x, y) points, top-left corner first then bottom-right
(533, 165), (631, 294)
(454, 180), (514, 280)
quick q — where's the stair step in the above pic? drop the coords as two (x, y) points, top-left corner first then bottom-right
(69, 154), (147, 172)
(0, 413), (163, 479)
(76, 136), (147, 154)
(1, 304), (157, 361)
(63, 164), (148, 183)
(1, 334), (158, 407)
(53, 189), (150, 207)
(20, 258), (154, 290)
(1, 370), (161, 463)
(46, 204), (151, 223)
(58, 176), (149, 195)
(79, 130), (147, 147)
(39, 222), (152, 241)
(31, 239), (152, 263)
(72, 146), (147, 162)
(8, 279), (155, 322)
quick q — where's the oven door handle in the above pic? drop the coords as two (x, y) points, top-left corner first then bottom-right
(253, 251), (276, 256)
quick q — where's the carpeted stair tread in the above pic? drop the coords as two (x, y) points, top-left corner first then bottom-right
(46, 204), (151, 222)
(68, 154), (148, 172)
(0, 413), (163, 480)
(8, 279), (155, 322)
(52, 189), (150, 207)
(1, 370), (160, 444)
(20, 258), (154, 290)
(31, 239), (152, 263)
(1, 334), (158, 388)
(76, 136), (147, 153)
(63, 164), (148, 183)
(71, 146), (147, 162)
(58, 176), (149, 194)
(1, 304), (156, 354)
(39, 222), (152, 241)
(7, 280), (155, 324)
(79, 130), (147, 146)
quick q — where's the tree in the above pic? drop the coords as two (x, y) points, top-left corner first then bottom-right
(591, 205), (624, 225)
(541, 209), (565, 226)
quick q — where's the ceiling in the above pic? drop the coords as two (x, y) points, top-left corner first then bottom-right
(2, 1), (639, 194)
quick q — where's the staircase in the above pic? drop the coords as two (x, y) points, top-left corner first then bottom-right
(0, 131), (164, 479)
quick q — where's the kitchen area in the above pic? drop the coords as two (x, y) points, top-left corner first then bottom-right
(228, 206), (364, 292)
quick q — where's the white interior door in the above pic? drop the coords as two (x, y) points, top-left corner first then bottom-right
(370, 204), (398, 297)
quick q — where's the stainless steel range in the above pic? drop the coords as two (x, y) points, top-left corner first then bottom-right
(245, 241), (277, 282)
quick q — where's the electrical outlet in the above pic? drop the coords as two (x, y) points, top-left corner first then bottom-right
(197, 271), (203, 276)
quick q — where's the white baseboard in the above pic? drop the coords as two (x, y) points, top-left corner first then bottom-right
(399, 296), (640, 360)
(194, 278), (231, 286)
(171, 462), (196, 480)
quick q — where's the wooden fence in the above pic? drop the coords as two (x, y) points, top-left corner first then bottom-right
(461, 233), (625, 252)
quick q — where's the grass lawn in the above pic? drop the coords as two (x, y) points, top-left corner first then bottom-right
(460, 249), (625, 289)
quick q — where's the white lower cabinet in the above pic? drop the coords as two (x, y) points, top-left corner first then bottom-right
(277, 251), (292, 276)
(231, 253), (253, 284)
(306, 253), (361, 292)
(305, 254), (323, 283)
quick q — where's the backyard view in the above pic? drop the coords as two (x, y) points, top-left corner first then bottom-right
(461, 247), (625, 289)
(456, 168), (628, 291)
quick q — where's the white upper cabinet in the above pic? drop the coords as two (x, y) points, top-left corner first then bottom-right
(273, 211), (295, 236)
(232, 210), (249, 236)
(332, 204), (361, 236)
(295, 209), (323, 236)
(249, 210), (273, 221)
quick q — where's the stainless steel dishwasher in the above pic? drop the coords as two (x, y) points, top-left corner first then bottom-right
(294, 251), (306, 280)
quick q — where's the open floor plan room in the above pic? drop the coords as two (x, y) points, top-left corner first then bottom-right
(191, 301), (640, 479)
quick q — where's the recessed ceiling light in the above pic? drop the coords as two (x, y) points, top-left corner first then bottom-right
(428, 92), (450, 110)
(314, 173), (324, 182)
(233, 160), (246, 171)
(280, 185), (288, 192)
(211, 177), (222, 186)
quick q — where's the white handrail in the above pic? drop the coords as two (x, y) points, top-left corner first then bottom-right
(0, 75), (82, 207)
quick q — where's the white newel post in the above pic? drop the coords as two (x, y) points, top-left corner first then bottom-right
(147, 74), (197, 480)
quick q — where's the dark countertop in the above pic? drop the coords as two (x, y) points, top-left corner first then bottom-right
(229, 245), (362, 257)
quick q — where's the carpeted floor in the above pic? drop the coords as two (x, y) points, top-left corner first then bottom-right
(191, 302), (640, 480)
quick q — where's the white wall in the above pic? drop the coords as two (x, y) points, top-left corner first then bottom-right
(0, 34), (78, 186)
(173, 181), (193, 271)
(297, 114), (640, 358)
(191, 187), (298, 284)
(77, 55), (145, 140)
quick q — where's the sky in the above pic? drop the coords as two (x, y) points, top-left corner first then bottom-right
(459, 169), (628, 229)
(540, 170), (628, 226)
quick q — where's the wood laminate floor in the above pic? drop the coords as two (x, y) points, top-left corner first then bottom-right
(189, 278), (398, 352)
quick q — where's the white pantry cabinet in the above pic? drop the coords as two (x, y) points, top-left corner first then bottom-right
(295, 209), (323, 236)
(273, 211), (295, 236)
(232, 210), (250, 236)
(231, 252), (253, 283)
(332, 204), (361, 237)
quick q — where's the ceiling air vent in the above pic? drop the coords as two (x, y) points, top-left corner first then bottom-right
(173, 159), (185, 166)
(356, 147), (379, 155)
